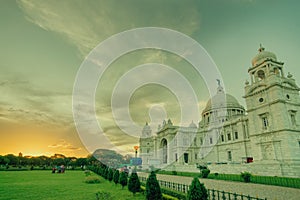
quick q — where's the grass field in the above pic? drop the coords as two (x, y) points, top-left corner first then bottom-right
(0, 170), (145, 200)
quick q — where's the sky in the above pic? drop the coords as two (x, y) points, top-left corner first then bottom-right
(1, 0), (300, 157)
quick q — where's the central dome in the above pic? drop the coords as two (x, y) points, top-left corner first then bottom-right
(202, 86), (244, 114)
(251, 45), (277, 67)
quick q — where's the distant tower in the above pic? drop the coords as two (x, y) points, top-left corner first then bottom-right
(244, 45), (300, 176)
(139, 122), (154, 167)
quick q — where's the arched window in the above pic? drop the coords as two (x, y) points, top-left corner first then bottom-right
(257, 70), (265, 80)
(161, 139), (168, 164)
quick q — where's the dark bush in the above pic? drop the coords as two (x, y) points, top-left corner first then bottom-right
(113, 170), (119, 185)
(128, 170), (141, 195)
(187, 177), (208, 200)
(107, 168), (114, 182)
(119, 171), (128, 189)
(146, 171), (162, 200)
(201, 169), (210, 178)
(241, 172), (251, 183)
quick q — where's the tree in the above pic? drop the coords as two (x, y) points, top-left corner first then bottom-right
(107, 168), (114, 182)
(75, 158), (87, 167)
(187, 177), (208, 200)
(119, 171), (128, 189)
(103, 167), (109, 179)
(146, 171), (162, 200)
(0, 155), (9, 165)
(5, 154), (18, 166)
(86, 154), (98, 165)
(128, 170), (140, 195)
(113, 170), (119, 185)
(92, 149), (130, 168)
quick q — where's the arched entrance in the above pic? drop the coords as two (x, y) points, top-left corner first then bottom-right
(161, 138), (168, 164)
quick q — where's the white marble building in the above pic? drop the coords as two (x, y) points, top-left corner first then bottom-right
(139, 46), (300, 177)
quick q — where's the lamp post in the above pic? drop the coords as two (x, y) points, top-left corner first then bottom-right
(133, 146), (139, 169)
(134, 146), (139, 159)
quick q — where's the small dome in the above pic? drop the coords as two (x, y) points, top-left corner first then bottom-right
(142, 122), (151, 131)
(203, 86), (244, 113)
(251, 45), (277, 67)
(142, 122), (152, 137)
(189, 121), (197, 128)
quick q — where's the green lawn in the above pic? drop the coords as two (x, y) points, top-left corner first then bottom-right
(0, 170), (145, 200)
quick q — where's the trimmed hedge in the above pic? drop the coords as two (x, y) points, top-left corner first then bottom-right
(141, 186), (180, 200)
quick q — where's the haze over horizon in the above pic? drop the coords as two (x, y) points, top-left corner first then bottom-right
(1, 0), (300, 157)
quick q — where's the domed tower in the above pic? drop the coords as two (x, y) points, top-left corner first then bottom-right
(244, 45), (300, 176)
(139, 122), (154, 167)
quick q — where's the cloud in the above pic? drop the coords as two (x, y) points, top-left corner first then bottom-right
(17, 0), (202, 56)
(14, 0), (211, 154)
(48, 139), (82, 152)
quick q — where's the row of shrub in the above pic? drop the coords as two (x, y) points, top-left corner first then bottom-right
(159, 168), (300, 188)
(89, 164), (209, 200)
(88, 165), (134, 190)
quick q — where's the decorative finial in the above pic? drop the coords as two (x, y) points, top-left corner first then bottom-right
(216, 79), (224, 93)
(258, 44), (265, 52)
(216, 79), (221, 87)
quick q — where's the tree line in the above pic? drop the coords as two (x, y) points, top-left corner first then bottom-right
(0, 149), (132, 169)
(0, 153), (92, 168)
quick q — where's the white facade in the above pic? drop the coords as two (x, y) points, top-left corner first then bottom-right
(139, 46), (300, 177)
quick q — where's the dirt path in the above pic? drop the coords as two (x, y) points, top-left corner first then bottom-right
(138, 172), (300, 200)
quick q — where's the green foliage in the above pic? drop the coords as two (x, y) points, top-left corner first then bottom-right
(162, 194), (179, 200)
(142, 183), (185, 200)
(241, 172), (252, 183)
(107, 168), (114, 182)
(201, 169), (210, 178)
(84, 170), (91, 176)
(113, 169), (120, 185)
(128, 171), (141, 195)
(187, 177), (208, 200)
(85, 176), (101, 184)
(103, 167), (109, 179)
(146, 171), (162, 200)
(95, 191), (112, 200)
(119, 171), (128, 189)
(160, 188), (186, 200)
